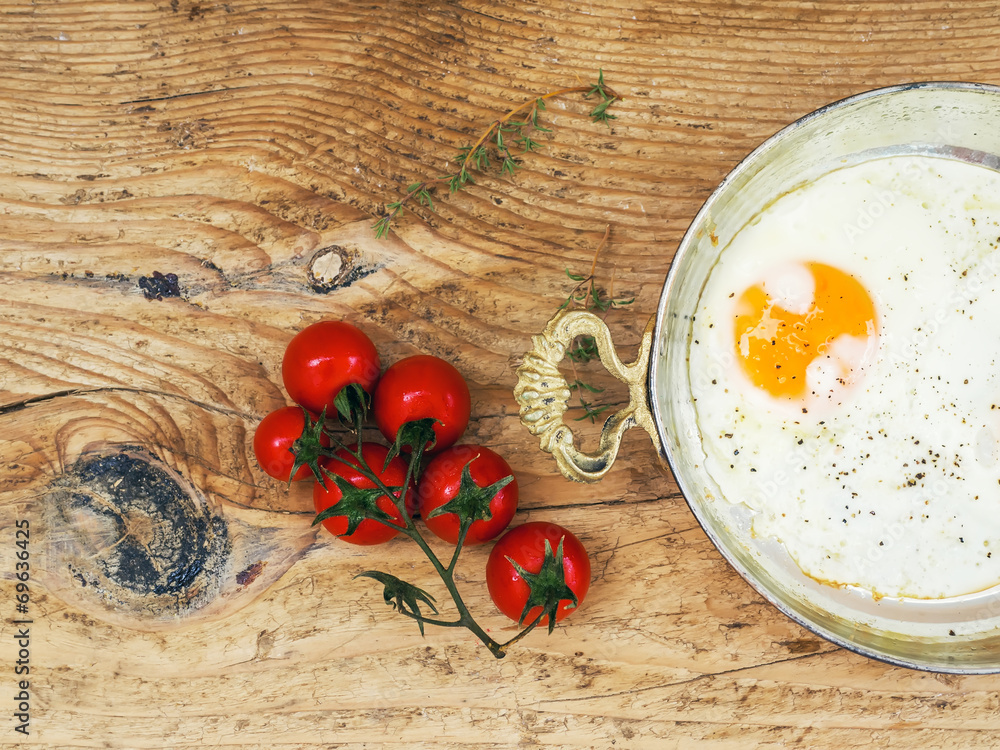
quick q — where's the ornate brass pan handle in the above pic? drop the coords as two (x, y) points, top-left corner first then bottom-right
(514, 310), (661, 483)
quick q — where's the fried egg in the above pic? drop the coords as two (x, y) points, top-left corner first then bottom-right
(689, 154), (1000, 600)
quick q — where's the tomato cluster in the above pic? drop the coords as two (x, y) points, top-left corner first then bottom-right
(253, 319), (590, 628)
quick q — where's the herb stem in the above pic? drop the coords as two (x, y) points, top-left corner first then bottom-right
(589, 223), (610, 279)
(559, 224), (635, 422)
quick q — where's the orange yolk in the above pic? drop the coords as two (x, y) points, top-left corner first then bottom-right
(733, 262), (877, 398)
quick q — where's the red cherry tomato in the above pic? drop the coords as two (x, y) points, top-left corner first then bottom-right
(313, 443), (412, 546)
(373, 355), (471, 452)
(418, 445), (518, 545)
(253, 406), (328, 482)
(486, 522), (591, 626)
(282, 320), (380, 416)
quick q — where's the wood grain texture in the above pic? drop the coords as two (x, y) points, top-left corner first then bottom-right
(2, 0), (1000, 747)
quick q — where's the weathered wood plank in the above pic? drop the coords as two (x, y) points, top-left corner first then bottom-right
(3, 0), (1000, 747)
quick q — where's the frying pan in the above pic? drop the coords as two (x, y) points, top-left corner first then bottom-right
(515, 82), (1000, 673)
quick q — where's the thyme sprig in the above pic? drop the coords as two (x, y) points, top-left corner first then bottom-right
(373, 70), (622, 238)
(559, 226), (634, 422)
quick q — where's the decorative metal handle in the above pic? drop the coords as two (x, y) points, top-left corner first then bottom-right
(514, 310), (661, 483)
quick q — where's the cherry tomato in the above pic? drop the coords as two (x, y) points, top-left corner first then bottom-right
(418, 445), (518, 545)
(282, 320), (380, 416)
(486, 522), (591, 626)
(313, 442), (412, 546)
(373, 355), (471, 452)
(253, 406), (329, 482)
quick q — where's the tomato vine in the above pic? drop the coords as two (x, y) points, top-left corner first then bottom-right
(298, 386), (580, 659)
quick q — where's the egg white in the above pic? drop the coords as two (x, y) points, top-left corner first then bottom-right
(689, 155), (1000, 600)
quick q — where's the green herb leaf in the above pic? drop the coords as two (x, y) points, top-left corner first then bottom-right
(501, 156), (518, 176)
(573, 399), (611, 423)
(373, 200), (405, 239)
(507, 537), (578, 634)
(356, 571), (439, 636)
(568, 379), (604, 394)
(590, 98), (617, 125)
(473, 146), (489, 170)
(416, 188), (434, 209)
(566, 335), (599, 363)
(372, 215), (391, 239)
(586, 68), (608, 99)
(589, 284), (613, 312)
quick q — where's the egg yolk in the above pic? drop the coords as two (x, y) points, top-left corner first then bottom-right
(733, 262), (877, 398)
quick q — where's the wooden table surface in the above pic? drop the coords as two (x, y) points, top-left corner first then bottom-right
(3, 1), (1000, 747)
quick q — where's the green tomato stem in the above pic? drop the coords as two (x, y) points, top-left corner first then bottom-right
(394, 609), (465, 629)
(395, 521), (506, 657)
(447, 519), (473, 576)
(496, 611), (544, 652)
